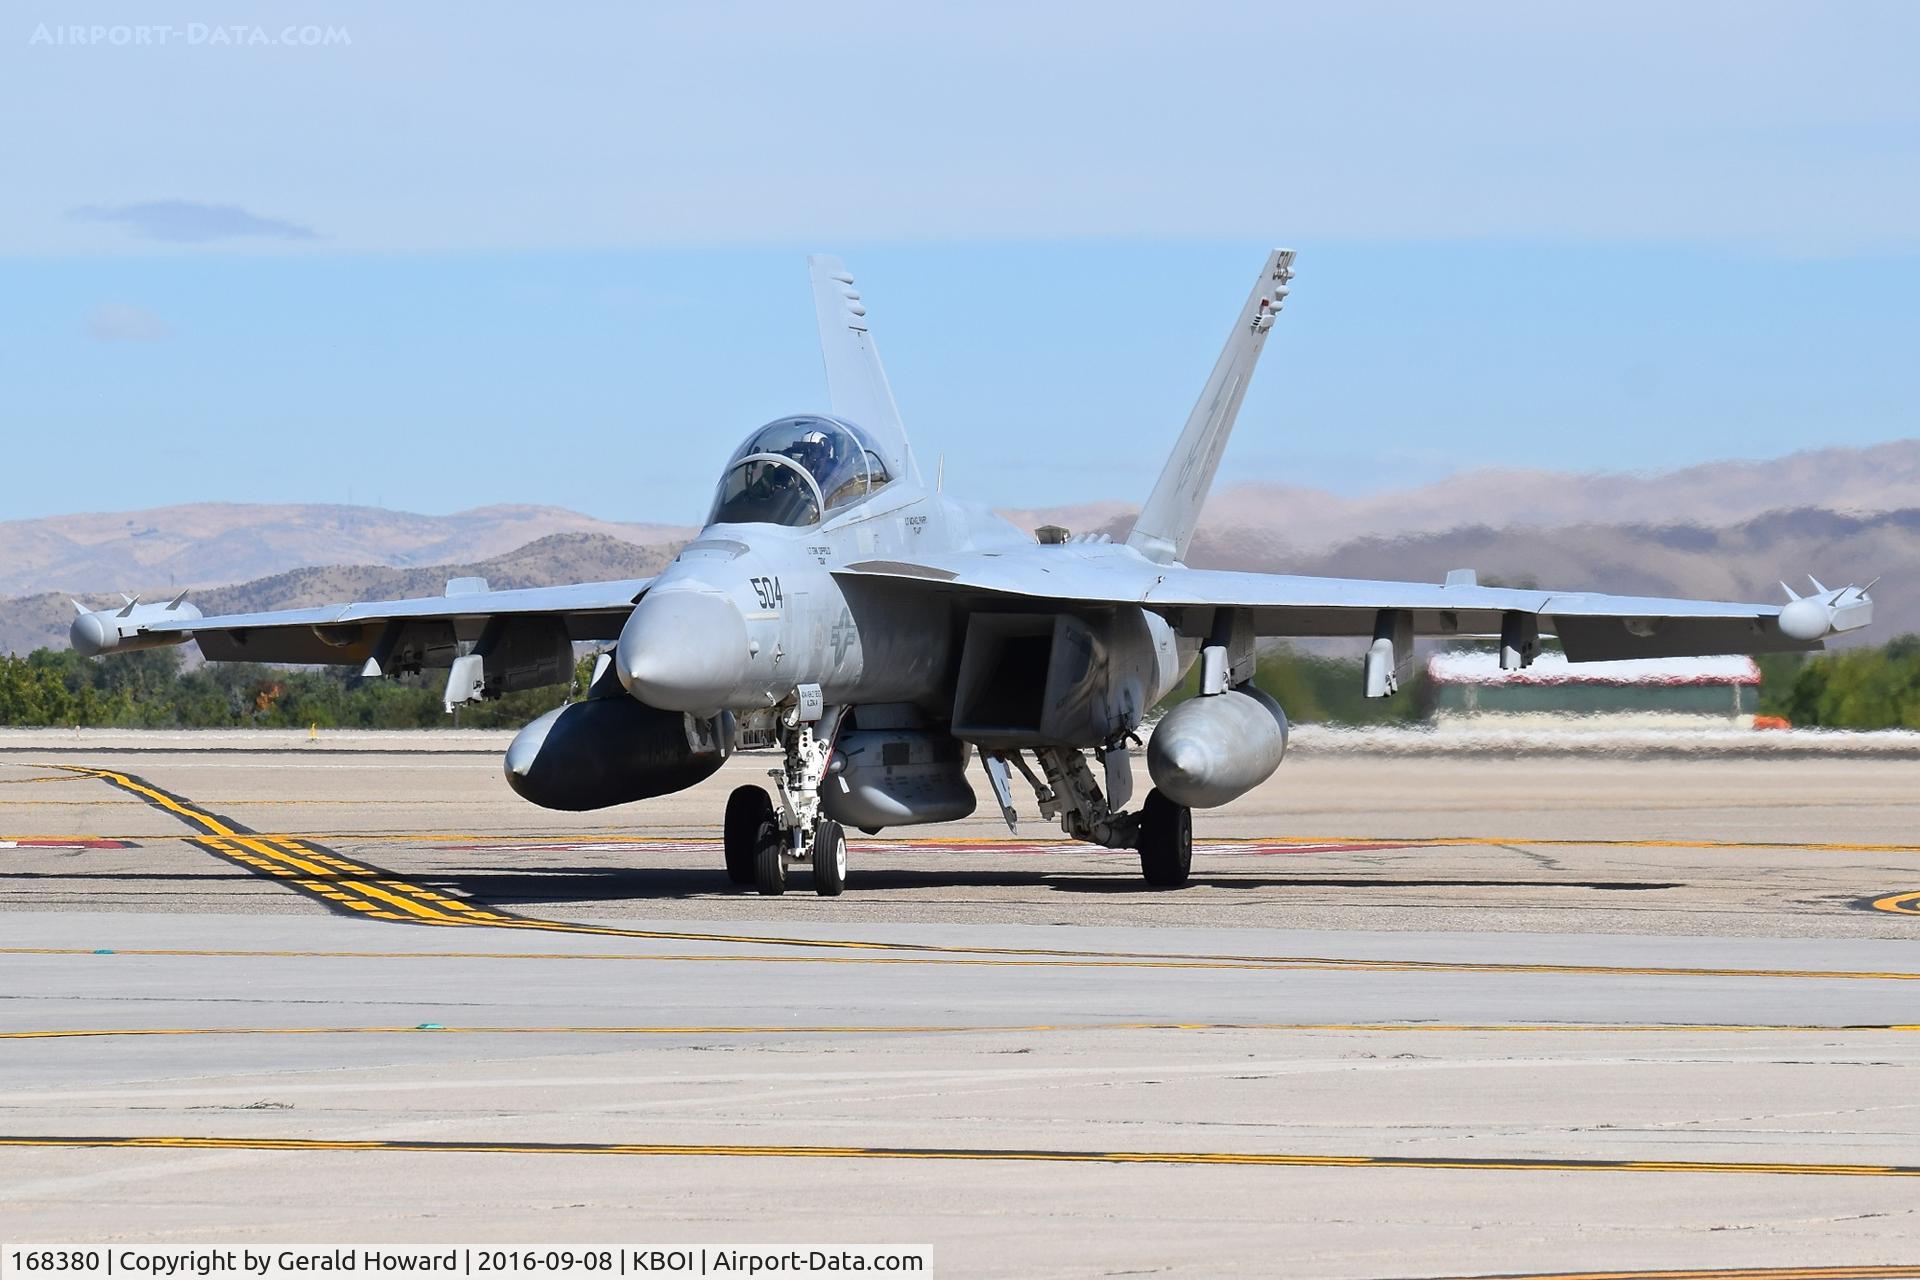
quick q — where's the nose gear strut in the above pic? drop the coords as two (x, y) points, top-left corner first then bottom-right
(745, 689), (845, 896)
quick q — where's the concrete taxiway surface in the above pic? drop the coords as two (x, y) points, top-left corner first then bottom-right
(2, 733), (1918, 1277)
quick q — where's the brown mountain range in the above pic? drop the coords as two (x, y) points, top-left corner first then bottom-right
(1006, 438), (1920, 554)
(7, 440), (1918, 601)
(1, 533), (681, 660)
(0, 501), (692, 598)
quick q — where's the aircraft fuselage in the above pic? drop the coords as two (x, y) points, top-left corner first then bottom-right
(616, 479), (1189, 736)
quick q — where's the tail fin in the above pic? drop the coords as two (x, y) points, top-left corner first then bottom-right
(1126, 249), (1295, 564)
(807, 254), (921, 485)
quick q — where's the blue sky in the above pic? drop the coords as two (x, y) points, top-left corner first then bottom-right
(4, 2), (1917, 524)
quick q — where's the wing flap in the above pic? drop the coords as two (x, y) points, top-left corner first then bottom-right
(1547, 613), (1808, 661)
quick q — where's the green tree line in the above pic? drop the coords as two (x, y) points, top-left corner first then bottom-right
(3, 637), (1917, 730)
(1161, 636), (1920, 730)
(0, 647), (596, 729)
(1753, 636), (1920, 730)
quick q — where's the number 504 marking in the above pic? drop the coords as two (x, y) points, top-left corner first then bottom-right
(750, 576), (784, 610)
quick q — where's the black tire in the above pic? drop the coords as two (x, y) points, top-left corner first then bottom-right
(813, 820), (847, 897)
(1138, 788), (1193, 888)
(724, 785), (773, 886)
(753, 818), (787, 896)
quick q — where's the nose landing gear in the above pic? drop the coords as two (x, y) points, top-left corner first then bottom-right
(737, 804), (846, 897)
(723, 694), (847, 897)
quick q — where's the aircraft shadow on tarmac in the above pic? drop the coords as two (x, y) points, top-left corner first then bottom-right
(425, 865), (1682, 902)
(0, 863), (1682, 906)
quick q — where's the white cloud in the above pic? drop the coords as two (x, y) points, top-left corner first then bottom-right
(86, 302), (172, 341)
(68, 200), (317, 244)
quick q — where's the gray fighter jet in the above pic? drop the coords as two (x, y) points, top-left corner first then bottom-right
(70, 250), (1878, 895)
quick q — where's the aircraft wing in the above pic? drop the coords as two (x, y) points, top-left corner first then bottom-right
(83, 577), (653, 667)
(837, 545), (1873, 660)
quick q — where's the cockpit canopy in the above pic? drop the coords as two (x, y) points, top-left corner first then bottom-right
(707, 415), (894, 528)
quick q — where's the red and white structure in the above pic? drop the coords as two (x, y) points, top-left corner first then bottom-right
(1426, 651), (1762, 729)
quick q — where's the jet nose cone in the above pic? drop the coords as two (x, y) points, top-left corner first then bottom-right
(617, 590), (750, 712)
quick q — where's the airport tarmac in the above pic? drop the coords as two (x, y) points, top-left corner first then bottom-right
(2, 734), (1919, 1277)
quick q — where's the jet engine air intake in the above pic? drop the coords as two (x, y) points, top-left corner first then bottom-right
(950, 611), (1157, 749)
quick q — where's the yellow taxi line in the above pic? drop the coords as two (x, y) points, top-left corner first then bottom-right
(3, 1134), (1918, 1178)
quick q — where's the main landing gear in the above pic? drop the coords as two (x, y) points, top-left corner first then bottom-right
(1136, 788), (1193, 887)
(985, 742), (1194, 889)
(720, 700), (846, 897)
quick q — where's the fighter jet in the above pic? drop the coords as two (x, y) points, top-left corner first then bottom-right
(69, 250), (1878, 895)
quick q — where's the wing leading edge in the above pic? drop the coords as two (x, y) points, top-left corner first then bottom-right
(837, 545), (1873, 662)
(117, 577), (653, 667)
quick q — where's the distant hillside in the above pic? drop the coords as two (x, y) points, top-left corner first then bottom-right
(1187, 507), (1918, 644)
(0, 501), (694, 597)
(0, 532), (682, 658)
(6, 439), (1915, 601)
(1007, 438), (1920, 553)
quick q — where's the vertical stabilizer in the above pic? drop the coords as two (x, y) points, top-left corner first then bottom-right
(1126, 249), (1294, 565)
(807, 255), (921, 485)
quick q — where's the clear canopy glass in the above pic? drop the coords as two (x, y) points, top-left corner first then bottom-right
(707, 415), (893, 527)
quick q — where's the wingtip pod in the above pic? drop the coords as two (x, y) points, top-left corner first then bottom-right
(1777, 578), (1875, 643)
(69, 597), (203, 657)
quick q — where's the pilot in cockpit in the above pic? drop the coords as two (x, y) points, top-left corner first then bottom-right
(784, 428), (840, 481)
(708, 414), (892, 528)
